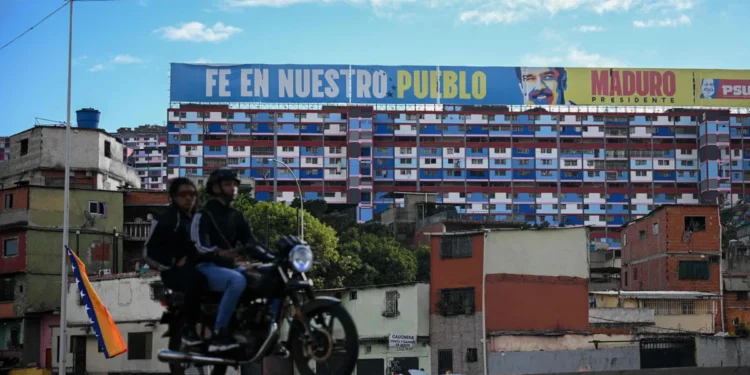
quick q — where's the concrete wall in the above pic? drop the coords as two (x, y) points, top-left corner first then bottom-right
(484, 227), (590, 278)
(695, 336), (750, 368)
(488, 347), (640, 375)
(537, 369), (749, 375)
(430, 313), (484, 375)
(489, 334), (639, 352)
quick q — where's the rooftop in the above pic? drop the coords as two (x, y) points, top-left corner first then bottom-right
(8, 125), (124, 145)
(621, 204), (719, 229)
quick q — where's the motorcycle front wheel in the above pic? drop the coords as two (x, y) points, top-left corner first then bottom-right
(289, 303), (359, 375)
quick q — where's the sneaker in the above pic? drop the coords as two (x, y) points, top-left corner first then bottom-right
(181, 327), (203, 347)
(208, 330), (241, 353)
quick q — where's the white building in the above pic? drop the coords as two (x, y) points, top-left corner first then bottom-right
(51, 275), (430, 375)
(0, 125), (141, 190)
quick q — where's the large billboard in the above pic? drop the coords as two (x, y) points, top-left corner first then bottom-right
(169, 63), (750, 108)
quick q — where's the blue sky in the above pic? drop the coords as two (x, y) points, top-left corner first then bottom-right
(1, 0), (748, 136)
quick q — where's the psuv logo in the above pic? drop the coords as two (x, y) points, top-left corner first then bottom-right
(717, 79), (750, 99)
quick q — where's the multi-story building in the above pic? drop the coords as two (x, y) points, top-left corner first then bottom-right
(116, 125), (169, 190)
(426, 226), (590, 375)
(167, 106), (750, 249)
(0, 125), (140, 190)
(0, 185), (125, 368)
(620, 204), (723, 332)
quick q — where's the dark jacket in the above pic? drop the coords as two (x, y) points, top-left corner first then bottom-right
(190, 198), (274, 267)
(143, 204), (200, 270)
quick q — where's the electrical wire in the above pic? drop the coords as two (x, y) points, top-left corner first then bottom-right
(0, 1), (71, 53)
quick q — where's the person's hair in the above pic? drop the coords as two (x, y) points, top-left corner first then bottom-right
(167, 178), (196, 200)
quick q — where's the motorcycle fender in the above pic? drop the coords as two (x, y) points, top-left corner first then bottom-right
(301, 296), (341, 315)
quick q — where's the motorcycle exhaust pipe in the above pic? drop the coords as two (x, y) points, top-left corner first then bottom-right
(158, 349), (240, 366)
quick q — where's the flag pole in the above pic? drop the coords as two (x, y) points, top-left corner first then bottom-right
(59, 0), (73, 373)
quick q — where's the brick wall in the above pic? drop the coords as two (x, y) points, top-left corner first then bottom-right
(123, 190), (169, 206)
(724, 291), (750, 334)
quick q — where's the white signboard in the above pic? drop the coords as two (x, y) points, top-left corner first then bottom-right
(389, 334), (417, 351)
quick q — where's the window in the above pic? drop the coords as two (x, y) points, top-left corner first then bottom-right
(678, 260), (710, 280)
(233, 146), (245, 152)
(437, 287), (475, 315)
(104, 141), (112, 158)
(653, 222), (659, 235)
(639, 230), (646, 239)
(350, 291), (357, 300)
(127, 332), (153, 360)
(4, 194), (12, 209)
(466, 348), (478, 362)
(438, 349), (453, 375)
(20, 139), (28, 156)
(0, 278), (14, 302)
(383, 290), (399, 317)
(685, 216), (706, 232)
(88, 201), (107, 216)
(737, 292), (748, 301)
(185, 157), (198, 164)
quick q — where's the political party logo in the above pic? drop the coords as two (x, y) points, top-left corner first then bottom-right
(708, 79), (750, 100)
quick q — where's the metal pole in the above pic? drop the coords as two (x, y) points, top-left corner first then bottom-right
(59, 1), (73, 373)
(270, 159), (303, 241)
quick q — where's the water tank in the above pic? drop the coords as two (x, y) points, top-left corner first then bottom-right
(76, 108), (100, 129)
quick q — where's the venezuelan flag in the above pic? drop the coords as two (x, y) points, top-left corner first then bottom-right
(66, 246), (128, 358)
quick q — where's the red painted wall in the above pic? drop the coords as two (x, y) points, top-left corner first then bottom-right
(429, 233), (484, 314)
(484, 273), (589, 332)
(0, 230), (27, 274)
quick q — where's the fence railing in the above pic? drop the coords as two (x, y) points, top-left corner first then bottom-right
(124, 222), (152, 240)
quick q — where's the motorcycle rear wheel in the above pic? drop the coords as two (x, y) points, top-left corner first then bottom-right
(167, 321), (228, 375)
(289, 303), (359, 375)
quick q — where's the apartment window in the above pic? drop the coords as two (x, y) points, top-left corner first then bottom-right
(104, 141), (112, 158)
(209, 146), (222, 152)
(232, 146), (245, 152)
(221, 112), (234, 119)
(399, 147), (412, 154)
(424, 158), (437, 165)
(20, 139), (28, 156)
(440, 236), (473, 259)
(185, 157), (198, 164)
(653, 222), (659, 235)
(305, 158), (318, 164)
(639, 230), (646, 239)
(400, 158), (413, 164)
(3, 238), (18, 257)
(685, 216), (706, 232)
(518, 159), (530, 165)
(88, 201), (107, 217)
(635, 160), (647, 166)
(636, 171), (647, 177)
(494, 148), (506, 153)
(541, 160), (552, 165)
(564, 160), (577, 166)
(0, 278), (14, 302)
(4, 194), (12, 209)
(678, 261), (710, 280)
(127, 332), (153, 360)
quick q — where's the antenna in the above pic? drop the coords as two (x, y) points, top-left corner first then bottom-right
(82, 211), (96, 228)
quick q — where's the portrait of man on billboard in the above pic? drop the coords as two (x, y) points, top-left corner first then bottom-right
(700, 78), (717, 99)
(515, 67), (574, 105)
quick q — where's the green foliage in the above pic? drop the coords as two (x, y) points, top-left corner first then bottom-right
(736, 322), (750, 338)
(194, 195), (430, 288)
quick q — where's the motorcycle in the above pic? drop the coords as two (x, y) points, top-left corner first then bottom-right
(150, 237), (360, 375)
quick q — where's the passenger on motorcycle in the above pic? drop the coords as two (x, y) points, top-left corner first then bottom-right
(190, 168), (275, 354)
(143, 178), (209, 347)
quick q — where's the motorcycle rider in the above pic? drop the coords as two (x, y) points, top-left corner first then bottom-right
(190, 168), (275, 354)
(143, 178), (208, 347)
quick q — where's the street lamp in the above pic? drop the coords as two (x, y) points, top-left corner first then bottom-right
(270, 159), (303, 242)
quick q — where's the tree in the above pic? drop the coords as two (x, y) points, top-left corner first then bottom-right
(415, 245), (430, 282)
(240, 201), (344, 288)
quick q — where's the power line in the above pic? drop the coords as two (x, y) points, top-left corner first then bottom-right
(0, 1), (70, 53)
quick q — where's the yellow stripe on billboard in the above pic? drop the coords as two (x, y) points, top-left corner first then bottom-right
(564, 68), (695, 106)
(694, 69), (750, 107)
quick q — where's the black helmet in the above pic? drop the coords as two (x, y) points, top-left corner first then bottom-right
(206, 168), (240, 195)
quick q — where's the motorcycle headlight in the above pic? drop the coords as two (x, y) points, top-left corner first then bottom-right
(289, 244), (314, 273)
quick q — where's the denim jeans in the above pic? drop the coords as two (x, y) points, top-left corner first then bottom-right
(196, 262), (247, 332)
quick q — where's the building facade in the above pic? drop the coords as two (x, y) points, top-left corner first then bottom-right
(0, 185), (125, 368)
(0, 125), (141, 190)
(427, 227), (590, 375)
(116, 126), (169, 191)
(167, 107), (750, 249)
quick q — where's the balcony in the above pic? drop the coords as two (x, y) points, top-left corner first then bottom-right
(0, 210), (28, 228)
(124, 221), (151, 241)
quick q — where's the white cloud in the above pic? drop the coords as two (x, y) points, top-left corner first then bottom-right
(633, 14), (691, 28)
(191, 57), (211, 64)
(522, 47), (624, 68)
(88, 64), (105, 72)
(111, 54), (142, 64)
(572, 25), (605, 32)
(220, 0), (694, 24)
(72, 55), (88, 66)
(155, 22), (242, 42)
